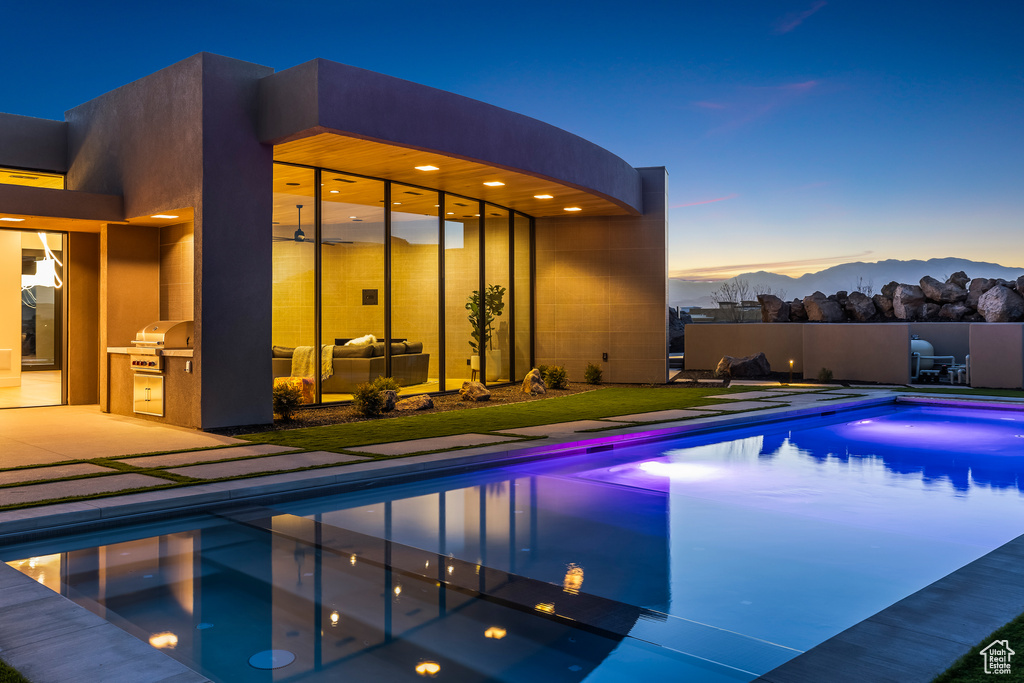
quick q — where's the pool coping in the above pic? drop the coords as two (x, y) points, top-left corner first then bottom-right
(2, 392), (1023, 683)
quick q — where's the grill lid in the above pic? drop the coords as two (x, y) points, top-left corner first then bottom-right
(132, 320), (194, 348)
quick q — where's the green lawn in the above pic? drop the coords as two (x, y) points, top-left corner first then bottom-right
(934, 611), (1024, 681)
(0, 660), (30, 683)
(905, 387), (1024, 399)
(240, 386), (751, 451)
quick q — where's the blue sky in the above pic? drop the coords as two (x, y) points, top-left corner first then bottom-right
(4, 1), (1022, 279)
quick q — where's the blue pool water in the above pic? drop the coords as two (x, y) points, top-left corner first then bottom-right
(6, 402), (1024, 681)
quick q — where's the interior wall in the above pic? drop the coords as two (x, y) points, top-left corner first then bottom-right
(67, 232), (99, 404)
(0, 230), (21, 387)
(534, 167), (668, 383)
(160, 221), (195, 321)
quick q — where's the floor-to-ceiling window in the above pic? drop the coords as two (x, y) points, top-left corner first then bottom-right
(271, 162), (533, 405)
(0, 229), (65, 408)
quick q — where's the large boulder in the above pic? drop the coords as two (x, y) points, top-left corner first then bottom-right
(460, 381), (491, 401)
(395, 394), (434, 411)
(892, 284), (927, 320)
(873, 293), (895, 318)
(803, 292), (844, 322)
(947, 271), (970, 288)
(522, 368), (546, 395)
(880, 281), (900, 298)
(978, 286), (1024, 322)
(790, 298), (808, 321)
(939, 303), (969, 321)
(714, 352), (771, 379)
(1017, 275), (1024, 294)
(966, 278), (996, 309)
(758, 294), (790, 322)
(381, 390), (398, 412)
(923, 302), (941, 320)
(844, 291), (877, 321)
(920, 275), (967, 304)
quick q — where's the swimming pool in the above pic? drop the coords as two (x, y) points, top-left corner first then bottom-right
(6, 401), (1024, 681)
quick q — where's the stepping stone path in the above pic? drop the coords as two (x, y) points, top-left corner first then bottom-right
(604, 409), (706, 423)
(0, 463), (117, 486)
(349, 434), (520, 456)
(167, 451), (369, 480)
(116, 444), (300, 468)
(0, 474), (169, 507)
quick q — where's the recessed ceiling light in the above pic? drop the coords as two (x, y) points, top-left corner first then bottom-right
(150, 214), (179, 219)
(483, 181), (505, 187)
(474, 214), (481, 217)
(415, 165), (439, 171)
(330, 190), (340, 194)
(393, 202), (401, 205)
(564, 207), (582, 211)
(446, 212), (454, 215)
(534, 194), (553, 199)
(349, 216), (358, 219)
(0, 217), (26, 222)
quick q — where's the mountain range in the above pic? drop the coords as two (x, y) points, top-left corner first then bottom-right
(670, 258), (1024, 308)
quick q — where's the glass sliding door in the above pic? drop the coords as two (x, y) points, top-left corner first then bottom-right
(0, 229), (64, 408)
(513, 213), (532, 380)
(390, 185), (439, 395)
(483, 206), (510, 383)
(320, 173), (386, 402)
(444, 204), (480, 388)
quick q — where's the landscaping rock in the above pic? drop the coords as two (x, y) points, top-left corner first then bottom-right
(714, 352), (771, 379)
(881, 281), (900, 298)
(844, 291), (877, 321)
(966, 278), (996, 309)
(758, 294), (790, 322)
(939, 303), (969, 321)
(873, 293), (895, 318)
(920, 275), (967, 304)
(923, 302), (941, 320)
(1017, 275), (1024, 294)
(381, 390), (398, 412)
(790, 298), (808, 321)
(395, 394), (434, 411)
(460, 381), (491, 401)
(947, 271), (970, 288)
(803, 292), (843, 322)
(893, 284), (927, 320)
(978, 285), (1024, 322)
(522, 368), (547, 395)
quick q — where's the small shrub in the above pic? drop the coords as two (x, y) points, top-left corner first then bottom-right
(536, 364), (550, 380)
(545, 365), (569, 390)
(817, 367), (834, 382)
(352, 382), (386, 418)
(272, 384), (302, 421)
(584, 362), (603, 385)
(371, 376), (400, 392)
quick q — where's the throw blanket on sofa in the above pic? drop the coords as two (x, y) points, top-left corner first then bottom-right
(292, 345), (336, 381)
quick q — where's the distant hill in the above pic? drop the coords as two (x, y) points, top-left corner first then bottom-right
(670, 258), (1024, 308)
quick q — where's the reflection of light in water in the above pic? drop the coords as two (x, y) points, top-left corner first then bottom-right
(149, 632), (178, 649)
(349, 554), (357, 566)
(639, 461), (725, 481)
(563, 564), (584, 594)
(393, 585), (402, 597)
(484, 626), (506, 639)
(330, 611), (339, 627)
(534, 602), (555, 614)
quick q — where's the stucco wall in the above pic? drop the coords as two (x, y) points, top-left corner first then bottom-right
(67, 232), (99, 404)
(534, 167), (667, 383)
(802, 324), (910, 384)
(969, 324), (1024, 389)
(684, 324), (805, 373)
(0, 113), (67, 173)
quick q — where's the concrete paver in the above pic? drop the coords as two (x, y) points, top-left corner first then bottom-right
(349, 434), (521, 455)
(604, 409), (706, 422)
(691, 401), (775, 412)
(708, 390), (797, 400)
(0, 474), (169, 507)
(502, 420), (617, 436)
(116, 444), (300, 468)
(764, 393), (848, 403)
(0, 463), (117, 486)
(167, 451), (369, 479)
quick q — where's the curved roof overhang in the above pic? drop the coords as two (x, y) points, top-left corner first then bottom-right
(259, 59), (642, 217)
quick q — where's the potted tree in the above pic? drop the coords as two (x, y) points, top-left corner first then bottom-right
(466, 284), (506, 381)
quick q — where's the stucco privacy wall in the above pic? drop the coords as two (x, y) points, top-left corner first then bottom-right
(969, 324), (1024, 389)
(684, 324), (806, 373)
(0, 113), (67, 173)
(67, 232), (99, 405)
(258, 59), (643, 214)
(65, 53), (274, 428)
(802, 324), (910, 384)
(534, 167), (668, 384)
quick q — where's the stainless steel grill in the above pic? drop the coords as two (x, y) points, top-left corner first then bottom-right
(131, 320), (194, 349)
(130, 320), (193, 417)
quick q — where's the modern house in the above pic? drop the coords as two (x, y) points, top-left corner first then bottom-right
(0, 53), (668, 429)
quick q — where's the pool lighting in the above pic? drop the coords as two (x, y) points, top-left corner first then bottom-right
(483, 181), (505, 186)
(535, 602), (555, 614)
(415, 661), (441, 676)
(149, 632), (178, 649)
(151, 214), (179, 219)
(564, 207), (582, 212)
(415, 165), (439, 171)
(484, 627), (507, 639)
(330, 611), (340, 627)
(534, 194), (553, 199)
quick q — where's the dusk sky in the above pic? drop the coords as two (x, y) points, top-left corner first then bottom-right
(4, 1), (1022, 280)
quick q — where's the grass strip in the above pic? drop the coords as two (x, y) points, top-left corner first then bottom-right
(900, 387), (1024, 399)
(0, 660), (31, 683)
(933, 611), (1024, 682)
(239, 386), (749, 452)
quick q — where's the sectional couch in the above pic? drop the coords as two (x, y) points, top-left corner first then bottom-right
(272, 341), (429, 393)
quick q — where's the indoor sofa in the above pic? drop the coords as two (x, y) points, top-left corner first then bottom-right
(272, 341), (429, 393)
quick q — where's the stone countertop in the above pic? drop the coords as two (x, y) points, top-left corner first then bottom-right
(106, 347), (193, 357)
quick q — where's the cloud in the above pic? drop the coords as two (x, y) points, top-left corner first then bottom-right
(774, 1), (827, 34)
(671, 193), (738, 208)
(703, 80), (821, 135)
(670, 250), (874, 281)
